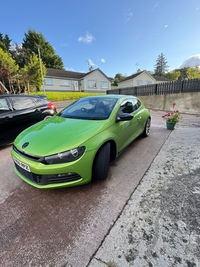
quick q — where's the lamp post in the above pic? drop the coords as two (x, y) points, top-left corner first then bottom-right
(38, 47), (46, 96)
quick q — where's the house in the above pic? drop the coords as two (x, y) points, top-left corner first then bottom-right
(43, 67), (111, 92)
(118, 70), (170, 88)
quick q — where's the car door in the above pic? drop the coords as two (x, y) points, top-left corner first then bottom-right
(116, 99), (141, 153)
(0, 97), (15, 145)
(8, 96), (41, 137)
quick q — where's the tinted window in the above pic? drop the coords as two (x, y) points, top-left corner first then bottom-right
(33, 97), (48, 105)
(119, 100), (134, 114)
(118, 98), (141, 115)
(11, 97), (35, 110)
(0, 98), (10, 113)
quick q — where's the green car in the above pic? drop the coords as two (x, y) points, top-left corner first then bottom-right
(11, 95), (151, 189)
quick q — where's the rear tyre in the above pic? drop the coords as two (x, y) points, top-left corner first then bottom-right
(142, 117), (151, 137)
(92, 142), (111, 180)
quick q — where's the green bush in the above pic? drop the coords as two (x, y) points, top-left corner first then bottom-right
(33, 91), (105, 102)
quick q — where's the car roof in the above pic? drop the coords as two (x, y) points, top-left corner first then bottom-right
(0, 94), (47, 99)
(83, 94), (137, 100)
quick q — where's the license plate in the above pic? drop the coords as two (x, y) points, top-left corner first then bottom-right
(13, 157), (31, 172)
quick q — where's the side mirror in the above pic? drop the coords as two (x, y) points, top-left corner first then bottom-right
(116, 113), (133, 122)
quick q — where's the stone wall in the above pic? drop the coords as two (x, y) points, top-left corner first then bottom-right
(139, 92), (200, 115)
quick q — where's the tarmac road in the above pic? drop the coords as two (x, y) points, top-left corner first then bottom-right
(0, 107), (199, 267)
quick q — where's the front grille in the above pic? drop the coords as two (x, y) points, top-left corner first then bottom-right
(13, 145), (42, 162)
(15, 163), (81, 185)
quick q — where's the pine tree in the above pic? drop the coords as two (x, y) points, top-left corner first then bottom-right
(154, 53), (169, 76)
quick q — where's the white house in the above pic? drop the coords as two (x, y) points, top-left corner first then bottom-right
(44, 68), (111, 92)
(118, 70), (169, 88)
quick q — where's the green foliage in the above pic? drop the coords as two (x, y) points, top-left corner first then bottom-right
(0, 48), (19, 92)
(112, 73), (127, 86)
(22, 29), (64, 69)
(19, 53), (46, 93)
(154, 53), (169, 76)
(0, 33), (12, 52)
(164, 70), (180, 81)
(172, 67), (200, 80)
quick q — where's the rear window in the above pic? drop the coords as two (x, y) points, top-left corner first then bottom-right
(33, 97), (48, 105)
(11, 97), (35, 110)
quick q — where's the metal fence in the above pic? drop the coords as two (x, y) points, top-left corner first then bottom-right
(107, 79), (200, 96)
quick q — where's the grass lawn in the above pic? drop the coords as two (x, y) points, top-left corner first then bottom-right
(33, 91), (105, 102)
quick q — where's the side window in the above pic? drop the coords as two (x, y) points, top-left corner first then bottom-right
(0, 98), (10, 114)
(132, 99), (141, 112)
(11, 97), (35, 110)
(119, 100), (134, 114)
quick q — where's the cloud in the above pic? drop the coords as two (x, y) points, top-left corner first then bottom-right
(124, 10), (133, 22)
(61, 43), (68, 47)
(78, 32), (95, 44)
(165, 25), (168, 28)
(87, 59), (97, 67)
(196, 7), (200, 10)
(101, 58), (105, 63)
(151, 1), (160, 12)
(179, 54), (200, 68)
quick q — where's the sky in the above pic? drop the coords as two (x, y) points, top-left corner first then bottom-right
(1, 0), (200, 78)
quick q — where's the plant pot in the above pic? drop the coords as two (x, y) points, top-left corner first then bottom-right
(166, 121), (176, 130)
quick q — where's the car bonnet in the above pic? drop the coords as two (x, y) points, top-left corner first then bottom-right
(14, 116), (109, 156)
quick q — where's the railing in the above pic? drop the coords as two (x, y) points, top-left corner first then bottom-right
(107, 79), (200, 96)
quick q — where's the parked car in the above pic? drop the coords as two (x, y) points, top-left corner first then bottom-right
(0, 94), (57, 146)
(11, 95), (151, 189)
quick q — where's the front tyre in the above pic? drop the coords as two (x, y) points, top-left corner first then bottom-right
(92, 142), (111, 180)
(142, 117), (151, 137)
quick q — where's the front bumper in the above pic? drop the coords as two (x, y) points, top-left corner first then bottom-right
(11, 148), (94, 189)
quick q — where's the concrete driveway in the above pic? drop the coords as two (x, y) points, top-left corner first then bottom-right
(0, 108), (199, 267)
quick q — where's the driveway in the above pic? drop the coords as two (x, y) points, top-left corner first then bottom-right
(0, 109), (199, 267)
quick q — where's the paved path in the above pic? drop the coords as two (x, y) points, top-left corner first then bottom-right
(88, 113), (200, 267)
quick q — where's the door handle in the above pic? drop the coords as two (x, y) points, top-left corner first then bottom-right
(5, 116), (13, 120)
(137, 117), (142, 120)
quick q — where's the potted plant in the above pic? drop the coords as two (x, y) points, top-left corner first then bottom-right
(162, 102), (180, 130)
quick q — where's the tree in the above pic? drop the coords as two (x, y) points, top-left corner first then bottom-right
(164, 70), (180, 81)
(22, 29), (64, 69)
(154, 53), (169, 76)
(0, 33), (12, 53)
(0, 48), (19, 93)
(112, 73), (127, 86)
(19, 53), (46, 93)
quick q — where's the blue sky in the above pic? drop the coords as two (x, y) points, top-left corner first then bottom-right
(1, 0), (200, 77)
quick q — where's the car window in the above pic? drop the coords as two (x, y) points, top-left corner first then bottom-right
(0, 98), (10, 114)
(60, 97), (117, 120)
(33, 97), (48, 105)
(132, 99), (141, 111)
(119, 100), (134, 114)
(118, 99), (141, 115)
(11, 97), (35, 110)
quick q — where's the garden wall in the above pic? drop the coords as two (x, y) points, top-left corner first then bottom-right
(139, 92), (200, 115)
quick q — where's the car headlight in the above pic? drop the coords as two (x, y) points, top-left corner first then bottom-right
(44, 146), (86, 164)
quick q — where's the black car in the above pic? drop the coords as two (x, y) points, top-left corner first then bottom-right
(0, 94), (57, 146)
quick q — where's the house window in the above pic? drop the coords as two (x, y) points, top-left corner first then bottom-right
(100, 81), (109, 89)
(60, 79), (70, 86)
(45, 78), (53, 85)
(136, 80), (143, 86)
(88, 80), (97, 88)
(146, 80), (152, 85)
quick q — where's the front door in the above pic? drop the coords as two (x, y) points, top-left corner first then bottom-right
(73, 81), (79, 91)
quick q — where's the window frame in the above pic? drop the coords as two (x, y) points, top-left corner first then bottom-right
(87, 80), (97, 89)
(100, 81), (109, 89)
(45, 78), (53, 85)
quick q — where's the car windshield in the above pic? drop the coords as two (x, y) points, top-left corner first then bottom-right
(58, 97), (118, 120)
